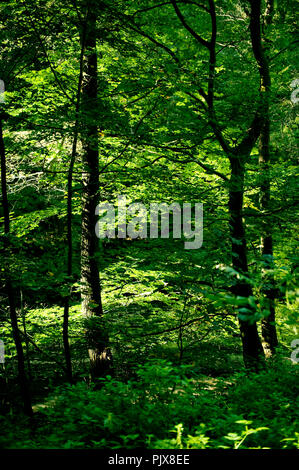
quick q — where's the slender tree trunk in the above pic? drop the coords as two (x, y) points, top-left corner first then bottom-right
(259, 116), (279, 356)
(170, 0), (265, 368)
(62, 172), (75, 383)
(171, 0), (263, 369)
(80, 3), (111, 378)
(229, 155), (265, 369)
(251, 0), (278, 356)
(0, 116), (33, 416)
(209, 0), (264, 369)
(62, 15), (88, 384)
(20, 289), (32, 381)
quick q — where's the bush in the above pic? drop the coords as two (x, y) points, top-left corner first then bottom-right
(0, 359), (298, 449)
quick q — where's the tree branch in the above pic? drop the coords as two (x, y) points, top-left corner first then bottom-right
(170, 0), (210, 49)
(133, 1), (210, 17)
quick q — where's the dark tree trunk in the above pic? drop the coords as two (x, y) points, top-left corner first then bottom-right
(20, 289), (32, 381)
(0, 117), (33, 416)
(80, 3), (111, 378)
(259, 118), (279, 357)
(229, 155), (265, 369)
(170, 0), (265, 369)
(210, 0), (264, 369)
(250, 0), (278, 356)
(62, 14), (88, 384)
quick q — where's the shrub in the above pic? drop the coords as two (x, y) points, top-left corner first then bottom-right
(1, 359), (298, 449)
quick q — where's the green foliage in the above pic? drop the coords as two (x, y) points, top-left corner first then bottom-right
(1, 360), (298, 449)
(0, 0), (298, 451)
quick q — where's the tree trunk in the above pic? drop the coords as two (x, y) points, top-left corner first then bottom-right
(0, 117), (33, 416)
(80, 3), (111, 378)
(229, 155), (265, 369)
(62, 13), (89, 384)
(20, 289), (32, 381)
(251, 0), (278, 356)
(259, 116), (279, 357)
(170, 0), (266, 369)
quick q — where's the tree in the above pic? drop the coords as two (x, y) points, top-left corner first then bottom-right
(80, 0), (111, 377)
(0, 114), (33, 416)
(165, 0), (266, 368)
(255, 0), (282, 357)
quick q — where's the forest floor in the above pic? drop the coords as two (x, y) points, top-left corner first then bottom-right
(0, 303), (298, 449)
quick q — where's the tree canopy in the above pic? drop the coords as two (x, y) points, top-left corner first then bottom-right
(0, 0), (298, 451)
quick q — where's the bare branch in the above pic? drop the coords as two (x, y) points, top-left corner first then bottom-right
(133, 1), (210, 17)
(170, 0), (210, 49)
(126, 22), (180, 64)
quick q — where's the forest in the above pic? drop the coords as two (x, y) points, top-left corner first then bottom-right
(0, 0), (298, 451)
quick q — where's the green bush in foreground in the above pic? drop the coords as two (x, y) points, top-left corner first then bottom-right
(1, 359), (298, 449)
